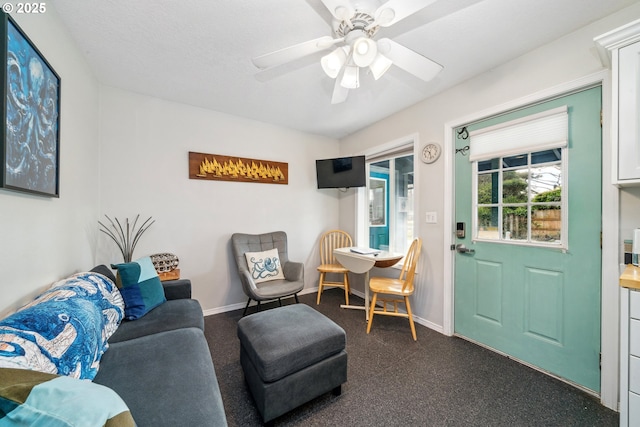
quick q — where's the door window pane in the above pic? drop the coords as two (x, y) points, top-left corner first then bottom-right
(532, 205), (562, 243)
(532, 149), (561, 164)
(503, 169), (528, 203)
(478, 172), (498, 204)
(478, 206), (499, 239)
(531, 165), (562, 200)
(503, 205), (528, 241)
(473, 149), (565, 247)
(478, 158), (499, 172)
(503, 154), (528, 168)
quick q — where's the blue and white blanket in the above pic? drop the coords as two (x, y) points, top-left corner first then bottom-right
(0, 272), (124, 380)
(0, 368), (135, 426)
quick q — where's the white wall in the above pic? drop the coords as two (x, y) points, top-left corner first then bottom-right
(97, 86), (340, 313)
(621, 187), (640, 257)
(0, 10), (100, 314)
(339, 3), (640, 331)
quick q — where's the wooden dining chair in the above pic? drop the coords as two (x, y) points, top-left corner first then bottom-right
(317, 230), (352, 305)
(366, 238), (422, 341)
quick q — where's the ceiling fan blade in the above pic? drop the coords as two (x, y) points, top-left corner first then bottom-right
(254, 54), (321, 82)
(330, 62), (349, 104)
(320, 0), (353, 21)
(252, 36), (341, 70)
(374, 0), (437, 27)
(331, 78), (349, 104)
(377, 38), (442, 82)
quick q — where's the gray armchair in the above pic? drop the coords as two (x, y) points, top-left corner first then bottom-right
(231, 231), (304, 316)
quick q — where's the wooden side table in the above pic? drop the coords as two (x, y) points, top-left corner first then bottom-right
(158, 268), (180, 281)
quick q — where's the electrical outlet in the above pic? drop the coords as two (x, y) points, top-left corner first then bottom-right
(425, 212), (437, 224)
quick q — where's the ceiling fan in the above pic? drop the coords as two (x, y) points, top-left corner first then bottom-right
(251, 0), (443, 104)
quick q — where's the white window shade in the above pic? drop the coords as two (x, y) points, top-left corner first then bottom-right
(469, 106), (568, 162)
(366, 142), (413, 163)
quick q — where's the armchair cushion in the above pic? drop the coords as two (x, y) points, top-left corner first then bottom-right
(244, 248), (285, 284)
(283, 260), (304, 281)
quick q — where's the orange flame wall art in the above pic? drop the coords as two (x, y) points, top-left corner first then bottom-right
(188, 152), (288, 185)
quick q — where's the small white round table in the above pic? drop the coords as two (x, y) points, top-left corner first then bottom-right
(333, 247), (403, 321)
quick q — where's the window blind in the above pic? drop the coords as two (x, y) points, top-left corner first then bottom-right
(468, 106), (568, 162)
(366, 142), (413, 163)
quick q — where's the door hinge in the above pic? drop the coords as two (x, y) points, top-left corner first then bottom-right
(600, 109), (603, 128)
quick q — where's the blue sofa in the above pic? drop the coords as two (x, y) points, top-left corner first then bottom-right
(0, 266), (227, 427)
(90, 265), (227, 426)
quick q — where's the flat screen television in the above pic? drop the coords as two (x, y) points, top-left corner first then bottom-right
(316, 155), (366, 189)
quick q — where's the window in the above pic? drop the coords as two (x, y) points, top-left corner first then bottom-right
(475, 149), (564, 246)
(366, 153), (414, 254)
(469, 106), (568, 247)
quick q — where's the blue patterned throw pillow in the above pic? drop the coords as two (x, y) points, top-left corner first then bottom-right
(111, 256), (166, 320)
(244, 248), (286, 284)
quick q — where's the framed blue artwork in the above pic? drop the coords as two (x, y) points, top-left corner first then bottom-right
(1, 13), (60, 197)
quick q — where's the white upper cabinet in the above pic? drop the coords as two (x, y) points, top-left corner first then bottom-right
(596, 19), (640, 185)
(619, 42), (640, 181)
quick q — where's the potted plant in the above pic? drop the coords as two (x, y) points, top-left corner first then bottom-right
(99, 214), (155, 263)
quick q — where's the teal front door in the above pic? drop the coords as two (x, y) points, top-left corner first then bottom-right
(454, 87), (602, 392)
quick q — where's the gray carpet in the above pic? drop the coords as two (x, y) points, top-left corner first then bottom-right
(204, 289), (618, 426)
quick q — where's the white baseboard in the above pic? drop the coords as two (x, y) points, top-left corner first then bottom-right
(202, 287), (319, 317)
(413, 315), (444, 334)
(202, 286), (445, 335)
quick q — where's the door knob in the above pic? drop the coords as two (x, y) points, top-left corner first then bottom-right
(456, 244), (475, 255)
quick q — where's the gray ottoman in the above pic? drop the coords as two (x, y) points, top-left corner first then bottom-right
(237, 304), (347, 424)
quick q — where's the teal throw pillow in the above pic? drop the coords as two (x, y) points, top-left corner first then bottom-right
(111, 256), (166, 320)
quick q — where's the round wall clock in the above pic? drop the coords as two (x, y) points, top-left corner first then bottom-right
(421, 142), (441, 164)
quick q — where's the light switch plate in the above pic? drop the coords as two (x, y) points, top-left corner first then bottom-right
(425, 212), (437, 224)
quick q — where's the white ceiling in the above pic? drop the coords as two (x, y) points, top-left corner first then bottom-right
(51, 0), (635, 139)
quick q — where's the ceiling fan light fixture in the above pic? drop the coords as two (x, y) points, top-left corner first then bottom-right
(334, 6), (348, 19)
(341, 65), (359, 89)
(356, 39), (369, 55)
(352, 37), (377, 67)
(369, 52), (392, 80)
(375, 8), (395, 26)
(321, 47), (347, 78)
